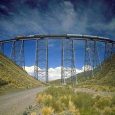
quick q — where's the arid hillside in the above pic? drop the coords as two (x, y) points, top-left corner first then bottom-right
(0, 53), (43, 94)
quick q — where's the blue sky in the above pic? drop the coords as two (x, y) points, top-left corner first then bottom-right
(0, 0), (115, 79)
(0, 0), (115, 39)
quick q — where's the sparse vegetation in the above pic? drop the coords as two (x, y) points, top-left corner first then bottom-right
(51, 54), (115, 92)
(25, 86), (115, 115)
(41, 106), (54, 115)
(0, 53), (43, 94)
(77, 55), (115, 87)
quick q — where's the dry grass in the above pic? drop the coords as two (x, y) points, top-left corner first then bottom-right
(0, 53), (42, 94)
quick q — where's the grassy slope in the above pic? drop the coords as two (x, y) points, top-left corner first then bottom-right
(96, 55), (115, 86)
(0, 53), (42, 94)
(50, 54), (115, 87)
(78, 54), (115, 86)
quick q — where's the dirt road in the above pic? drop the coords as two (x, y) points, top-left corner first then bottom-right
(0, 87), (45, 115)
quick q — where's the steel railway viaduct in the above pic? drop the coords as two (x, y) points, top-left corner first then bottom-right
(0, 34), (115, 84)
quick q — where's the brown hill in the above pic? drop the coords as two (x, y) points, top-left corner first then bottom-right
(0, 52), (43, 94)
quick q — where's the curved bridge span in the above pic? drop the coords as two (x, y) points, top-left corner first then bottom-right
(0, 34), (115, 84)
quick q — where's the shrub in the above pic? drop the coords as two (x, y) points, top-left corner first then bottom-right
(42, 94), (52, 106)
(30, 112), (36, 115)
(36, 93), (52, 105)
(111, 96), (115, 106)
(36, 94), (44, 104)
(59, 95), (69, 108)
(102, 107), (115, 115)
(68, 100), (80, 114)
(72, 92), (94, 109)
(23, 111), (28, 115)
(51, 99), (64, 112)
(94, 96), (112, 109)
(41, 106), (54, 115)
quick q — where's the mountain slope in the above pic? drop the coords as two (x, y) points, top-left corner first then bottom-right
(0, 53), (42, 94)
(50, 54), (115, 87)
(78, 54), (115, 86)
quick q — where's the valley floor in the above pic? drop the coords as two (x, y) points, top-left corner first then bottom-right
(0, 86), (115, 115)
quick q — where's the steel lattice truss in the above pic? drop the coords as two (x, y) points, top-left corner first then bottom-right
(104, 42), (115, 69)
(34, 39), (48, 82)
(0, 34), (114, 83)
(112, 43), (115, 54)
(10, 40), (25, 69)
(0, 42), (4, 54)
(61, 39), (76, 84)
(84, 40), (102, 77)
(104, 42), (113, 59)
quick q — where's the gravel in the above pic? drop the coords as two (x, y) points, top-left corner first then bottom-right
(0, 87), (45, 115)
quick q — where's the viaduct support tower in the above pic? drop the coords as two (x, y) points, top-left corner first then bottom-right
(10, 40), (25, 69)
(104, 42), (113, 59)
(84, 40), (102, 78)
(61, 38), (76, 85)
(34, 39), (48, 83)
(0, 42), (4, 54)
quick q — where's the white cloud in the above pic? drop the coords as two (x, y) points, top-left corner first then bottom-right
(48, 67), (61, 80)
(76, 68), (83, 73)
(25, 66), (34, 75)
(82, 65), (93, 71)
(61, 1), (76, 30)
(25, 66), (83, 81)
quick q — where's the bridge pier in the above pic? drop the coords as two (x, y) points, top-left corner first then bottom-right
(34, 39), (48, 83)
(61, 38), (76, 85)
(0, 42), (4, 54)
(10, 40), (25, 69)
(84, 40), (93, 78)
(112, 43), (115, 54)
(104, 42), (113, 60)
(84, 40), (102, 78)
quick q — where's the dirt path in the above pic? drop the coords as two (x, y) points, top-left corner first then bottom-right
(0, 87), (45, 115)
(75, 88), (115, 96)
